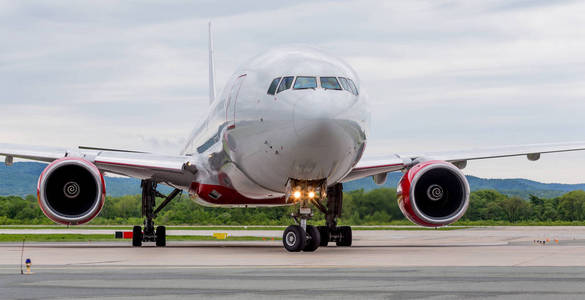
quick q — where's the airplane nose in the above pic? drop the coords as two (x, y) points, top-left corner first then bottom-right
(228, 89), (368, 193)
(292, 90), (356, 146)
(286, 90), (365, 181)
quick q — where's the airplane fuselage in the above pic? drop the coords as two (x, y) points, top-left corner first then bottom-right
(182, 47), (369, 206)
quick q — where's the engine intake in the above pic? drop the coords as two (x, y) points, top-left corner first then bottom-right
(37, 158), (105, 225)
(397, 160), (469, 227)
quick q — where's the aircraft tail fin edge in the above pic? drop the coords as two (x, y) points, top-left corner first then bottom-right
(208, 21), (217, 104)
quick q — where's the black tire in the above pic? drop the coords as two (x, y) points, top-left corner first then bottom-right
(155, 226), (166, 247)
(317, 226), (330, 247)
(303, 225), (321, 252)
(132, 225), (142, 247)
(336, 226), (352, 247)
(283, 225), (306, 252)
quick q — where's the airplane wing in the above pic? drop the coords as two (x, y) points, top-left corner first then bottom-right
(0, 143), (196, 185)
(342, 141), (585, 183)
(341, 155), (405, 182)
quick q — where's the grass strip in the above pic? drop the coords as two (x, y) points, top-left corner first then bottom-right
(0, 226), (286, 231)
(0, 225), (469, 231)
(349, 226), (468, 231)
(0, 234), (278, 243)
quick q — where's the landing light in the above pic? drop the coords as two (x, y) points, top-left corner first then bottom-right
(286, 179), (327, 203)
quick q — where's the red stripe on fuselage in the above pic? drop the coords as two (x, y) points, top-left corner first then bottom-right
(190, 182), (286, 205)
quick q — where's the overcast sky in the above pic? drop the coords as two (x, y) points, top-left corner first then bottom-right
(2, 0), (585, 183)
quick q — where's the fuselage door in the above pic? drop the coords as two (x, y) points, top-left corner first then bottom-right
(226, 74), (247, 129)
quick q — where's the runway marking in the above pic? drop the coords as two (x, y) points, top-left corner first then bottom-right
(64, 260), (124, 265)
(512, 252), (559, 267)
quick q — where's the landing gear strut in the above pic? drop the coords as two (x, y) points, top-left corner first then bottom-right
(132, 179), (181, 247)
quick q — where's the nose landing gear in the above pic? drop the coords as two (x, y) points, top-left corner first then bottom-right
(283, 203), (321, 252)
(283, 224), (320, 252)
(282, 181), (352, 252)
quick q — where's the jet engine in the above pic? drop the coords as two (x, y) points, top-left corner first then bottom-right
(397, 160), (469, 227)
(37, 158), (105, 225)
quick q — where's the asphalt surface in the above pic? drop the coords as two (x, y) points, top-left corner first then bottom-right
(1, 227), (585, 299)
(2, 266), (585, 299)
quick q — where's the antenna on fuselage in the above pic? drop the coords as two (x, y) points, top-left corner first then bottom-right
(208, 21), (217, 104)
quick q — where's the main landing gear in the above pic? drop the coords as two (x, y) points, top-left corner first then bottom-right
(317, 183), (352, 247)
(282, 182), (352, 252)
(132, 179), (181, 247)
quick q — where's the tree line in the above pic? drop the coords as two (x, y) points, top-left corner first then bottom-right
(1, 189), (585, 225)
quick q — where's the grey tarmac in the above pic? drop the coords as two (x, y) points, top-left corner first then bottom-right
(1, 226), (585, 299)
(2, 266), (585, 299)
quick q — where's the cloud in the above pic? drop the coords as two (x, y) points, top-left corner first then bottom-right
(1, 0), (585, 182)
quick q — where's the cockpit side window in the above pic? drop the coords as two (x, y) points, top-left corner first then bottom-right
(320, 77), (342, 90)
(346, 79), (356, 95)
(277, 76), (294, 93)
(338, 77), (350, 91)
(347, 78), (359, 95)
(293, 76), (317, 89)
(267, 77), (281, 95)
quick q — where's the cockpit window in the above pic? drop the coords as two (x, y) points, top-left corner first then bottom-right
(345, 79), (356, 95)
(267, 77), (281, 95)
(347, 78), (359, 95)
(338, 77), (350, 91)
(320, 77), (342, 90)
(293, 76), (317, 89)
(277, 76), (294, 93)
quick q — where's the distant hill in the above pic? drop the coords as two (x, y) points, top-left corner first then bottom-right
(343, 172), (585, 199)
(0, 162), (145, 197)
(1, 162), (584, 199)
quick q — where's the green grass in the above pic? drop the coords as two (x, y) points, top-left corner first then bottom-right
(168, 235), (280, 241)
(6, 221), (585, 231)
(0, 234), (278, 243)
(0, 225), (471, 231)
(452, 220), (585, 226)
(0, 225), (288, 230)
(0, 234), (115, 242)
(350, 226), (468, 231)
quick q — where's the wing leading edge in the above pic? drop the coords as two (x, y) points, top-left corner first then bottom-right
(0, 143), (197, 186)
(342, 141), (585, 183)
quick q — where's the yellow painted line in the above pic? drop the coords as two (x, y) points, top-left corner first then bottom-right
(213, 233), (228, 239)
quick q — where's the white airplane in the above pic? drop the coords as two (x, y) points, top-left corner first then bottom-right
(2, 23), (585, 252)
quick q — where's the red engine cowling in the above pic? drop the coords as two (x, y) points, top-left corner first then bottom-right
(397, 160), (470, 227)
(37, 158), (106, 225)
